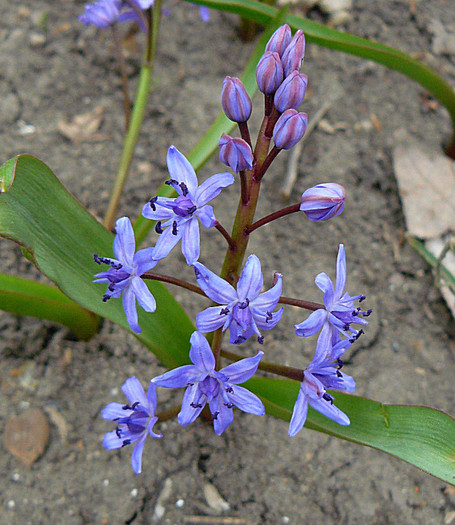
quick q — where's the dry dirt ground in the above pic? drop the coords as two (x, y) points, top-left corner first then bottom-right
(1, 1), (455, 524)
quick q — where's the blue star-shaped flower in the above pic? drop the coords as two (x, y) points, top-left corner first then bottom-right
(288, 325), (355, 437)
(294, 244), (371, 350)
(102, 376), (161, 474)
(93, 216), (157, 333)
(152, 331), (265, 435)
(142, 146), (234, 265)
(194, 255), (283, 345)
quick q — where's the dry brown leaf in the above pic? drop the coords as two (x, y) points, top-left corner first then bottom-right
(4, 408), (50, 468)
(393, 142), (455, 238)
(57, 106), (105, 143)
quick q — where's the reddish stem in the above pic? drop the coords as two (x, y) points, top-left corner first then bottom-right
(246, 203), (301, 234)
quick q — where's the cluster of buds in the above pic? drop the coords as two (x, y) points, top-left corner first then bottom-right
(94, 25), (370, 474)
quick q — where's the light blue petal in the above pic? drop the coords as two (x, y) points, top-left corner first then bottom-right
(152, 364), (199, 388)
(167, 146), (198, 196)
(312, 323), (333, 365)
(113, 217), (135, 266)
(147, 416), (162, 439)
(221, 351), (263, 384)
(335, 244), (347, 300)
(288, 389), (309, 437)
(181, 218), (200, 265)
(152, 222), (183, 261)
(308, 396), (350, 425)
(134, 247), (157, 276)
(228, 321), (255, 344)
(294, 309), (326, 337)
(197, 205), (217, 229)
(131, 433), (147, 474)
(253, 307), (283, 331)
(237, 255), (263, 301)
(189, 331), (215, 372)
(122, 286), (141, 333)
(101, 402), (130, 421)
(102, 430), (124, 450)
(227, 385), (265, 415)
(131, 276), (156, 313)
(196, 306), (227, 333)
(142, 197), (176, 221)
(314, 272), (335, 308)
(122, 376), (148, 407)
(194, 172), (234, 207)
(146, 382), (158, 413)
(210, 395), (234, 435)
(178, 384), (205, 425)
(251, 273), (282, 310)
(193, 262), (237, 304)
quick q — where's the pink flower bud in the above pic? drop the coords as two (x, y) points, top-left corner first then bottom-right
(300, 183), (346, 221)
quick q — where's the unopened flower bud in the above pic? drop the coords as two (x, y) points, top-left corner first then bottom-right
(273, 109), (308, 150)
(281, 30), (305, 77)
(265, 24), (292, 58)
(219, 134), (254, 172)
(274, 71), (308, 113)
(221, 77), (252, 123)
(256, 52), (284, 95)
(300, 183), (346, 221)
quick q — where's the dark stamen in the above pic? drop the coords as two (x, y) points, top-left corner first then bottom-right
(212, 411), (219, 420)
(258, 335), (264, 345)
(115, 427), (122, 438)
(265, 311), (273, 323)
(131, 401), (140, 410)
(220, 307), (230, 316)
(233, 336), (246, 344)
(165, 178), (179, 186)
(238, 298), (250, 309)
(359, 295), (366, 303)
(337, 358), (343, 369)
(190, 402), (203, 409)
(122, 439), (131, 447)
(172, 221), (178, 235)
(322, 393), (333, 404)
(102, 294), (110, 302)
(179, 182), (188, 196)
(336, 370), (343, 378)
(149, 196), (158, 211)
(224, 402), (234, 409)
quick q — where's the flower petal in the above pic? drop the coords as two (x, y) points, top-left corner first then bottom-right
(312, 323), (333, 365)
(122, 376), (148, 407)
(152, 222), (183, 261)
(251, 272), (282, 311)
(101, 402), (130, 421)
(131, 276), (156, 313)
(194, 172), (234, 207)
(113, 217), (136, 266)
(308, 396), (350, 425)
(122, 286), (141, 333)
(152, 364), (199, 388)
(314, 272), (335, 308)
(294, 309), (326, 337)
(253, 307), (283, 331)
(178, 384), (206, 425)
(102, 429), (124, 450)
(335, 244), (347, 300)
(181, 218), (200, 265)
(142, 197), (176, 221)
(189, 331), (215, 372)
(197, 204), (217, 229)
(167, 146), (198, 195)
(288, 389), (309, 437)
(193, 262), (237, 304)
(196, 306), (227, 333)
(131, 433), (147, 474)
(221, 351), (263, 384)
(227, 385), (265, 415)
(134, 247), (157, 276)
(237, 255), (263, 301)
(146, 381), (158, 413)
(209, 395), (234, 435)
(147, 416), (162, 439)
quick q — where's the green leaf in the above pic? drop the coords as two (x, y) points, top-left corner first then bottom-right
(0, 155), (194, 368)
(186, 0), (455, 127)
(0, 273), (100, 339)
(247, 377), (455, 485)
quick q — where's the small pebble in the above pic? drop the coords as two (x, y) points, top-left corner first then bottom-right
(130, 488), (138, 498)
(175, 499), (185, 508)
(7, 500), (15, 509)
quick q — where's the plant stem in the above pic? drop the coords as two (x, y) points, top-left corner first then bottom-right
(215, 222), (236, 249)
(112, 24), (131, 130)
(278, 295), (323, 311)
(142, 271), (204, 296)
(246, 202), (300, 234)
(104, 3), (161, 230)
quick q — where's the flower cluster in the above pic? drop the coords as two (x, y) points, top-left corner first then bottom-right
(95, 25), (370, 473)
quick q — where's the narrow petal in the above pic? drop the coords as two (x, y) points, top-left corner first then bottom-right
(314, 272), (335, 307)
(335, 244), (347, 300)
(312, 323), (333, 365)
(237, 255), (263, 301)
(152, 365), (199, 388)
(167, 146), (198, 195)
(142, 198), (176, 221)
(178, 384), (206, 425)
(228, 322), (255, 344)
(194, 172), (234, 207)
(210, 396), (234, 435)
(196, 306), (227, 333)
(131, 277), (156, 313)
(227, 385), (265, 415)
(147, 416), (162, 439)
(193, 262), (237, 304)
(122, 376), (148, 407)
(181, 218), (200, 265)
(113, 217), (136, 266)
(221, 351), (263, 384)
(251, 273), (282, 311)
(253, 307), (283, 331)
(189, 331), (215, 372)
(146, 382), (158, 413)
(122, 286), (141, 333)
(134, 247), (157, 276)
(102, 430), (124, 450)
(131, 433), (147, 474)
(288, 389), (309, 437)
(308, 396), (350, 425)
(294, 309), (326, 337)
(152, 223), (182, 261)
(101, 402), (130, 421)
(197, 205), (217, 229)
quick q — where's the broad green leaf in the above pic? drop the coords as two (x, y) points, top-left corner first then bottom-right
(186, 0), (455, 126)
(247, 377), (455, 485)
(0, 273), (99, 340)
(0, 155), (194, 368)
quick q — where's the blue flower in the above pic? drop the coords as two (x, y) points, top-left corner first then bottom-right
(194, 255), (283, 345)
(142, 146), (234, 265)
(93, 216), (157, 333)
(294, 244), (371, 346)
(79, 0), (153, 30)
(102, 377), (161, 474)
(288, 325), (355, 437)
(152, 332), (265, 435)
